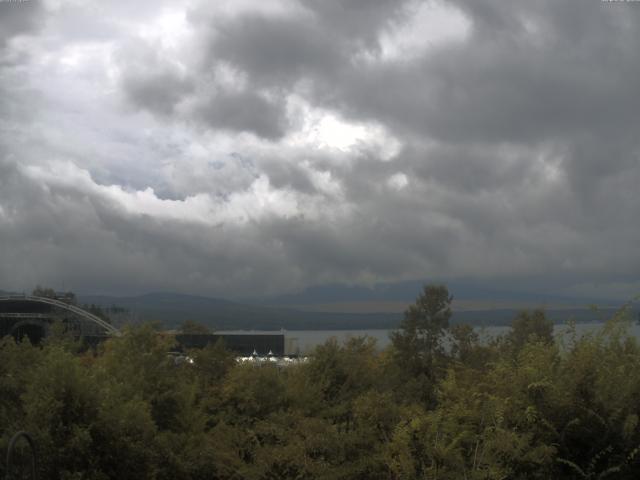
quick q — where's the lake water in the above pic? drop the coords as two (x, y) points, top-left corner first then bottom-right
(221, 323), (640, 355)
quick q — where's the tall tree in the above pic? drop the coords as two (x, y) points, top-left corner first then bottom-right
(390, 285), (452, 404)
(507, 309), (554, 351)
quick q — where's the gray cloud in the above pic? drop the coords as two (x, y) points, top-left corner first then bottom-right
(117, 38), (194, 115)
(0, 1), (44, 49)
(195, 88), (289, 140)
(299, 0), (406, 45)
(211, 14), (342, 86)
(1, 0), (640, 300)
(122, 69), (193, 116)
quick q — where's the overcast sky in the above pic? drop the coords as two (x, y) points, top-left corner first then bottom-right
(0, 0), (639, 300)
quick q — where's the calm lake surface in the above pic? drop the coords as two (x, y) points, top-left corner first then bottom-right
(220, 323), (640, 355)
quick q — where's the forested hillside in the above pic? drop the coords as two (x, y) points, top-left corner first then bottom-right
(1, 286), (639, 479)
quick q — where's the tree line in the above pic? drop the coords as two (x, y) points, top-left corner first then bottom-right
(1, 285), (639, 479)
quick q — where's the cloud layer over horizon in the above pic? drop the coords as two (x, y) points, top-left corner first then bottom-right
(1, 0), (639, 300)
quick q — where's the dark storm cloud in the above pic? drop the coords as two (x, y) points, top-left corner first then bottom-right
(199, 0), (409, 82)
(0, 156), (272, 295)
(195, 88), (289, 140)
(117, 33), (289, 138)
(0, 155), (424, 296)
(299, 0), (406, 45)
(2, 0), (640, 300)
(211, 14), (343, 86)
(318, 2), (640, 150)
(115, 0), (411, 138)
(194, 0), (640, 148)
(117, 38), (194, 115)
(259, 158), (319, 194)
(115, 0), (640, 297)
(122, 69), (193, 116)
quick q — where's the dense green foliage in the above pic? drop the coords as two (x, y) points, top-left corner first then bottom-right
(1, 286), (640, 479)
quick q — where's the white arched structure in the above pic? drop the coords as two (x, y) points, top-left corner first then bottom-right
(0, 295), (121, 337)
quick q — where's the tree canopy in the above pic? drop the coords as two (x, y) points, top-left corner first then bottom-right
(1, 286), (639, 479)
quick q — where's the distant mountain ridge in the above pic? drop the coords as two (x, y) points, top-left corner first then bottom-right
(79, 292), (401, 330)
(1, 284), (630, 331)
(252, 279), (619, 306)
(76, 291), (629, 331)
